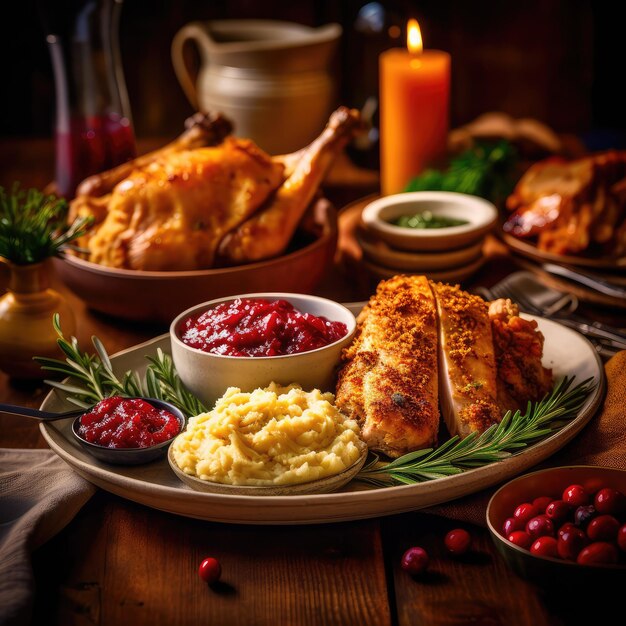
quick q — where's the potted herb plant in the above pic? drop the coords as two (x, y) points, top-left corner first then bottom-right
(0, 184), (91, 378)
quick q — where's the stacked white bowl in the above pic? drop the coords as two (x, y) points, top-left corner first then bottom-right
(359, 191), (498, 282)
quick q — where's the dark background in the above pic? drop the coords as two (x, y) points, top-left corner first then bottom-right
(1, 0), (624, 149)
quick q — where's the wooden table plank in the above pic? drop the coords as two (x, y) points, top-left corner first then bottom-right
(32, 494), (392, 626)
(384, 513), (552, 626)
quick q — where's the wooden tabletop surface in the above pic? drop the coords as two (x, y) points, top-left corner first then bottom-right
(0, 140), (619, 626)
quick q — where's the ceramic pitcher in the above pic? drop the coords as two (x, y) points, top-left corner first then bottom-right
(172, 20), (341, 154)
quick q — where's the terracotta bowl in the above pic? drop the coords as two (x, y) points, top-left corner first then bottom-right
(53, 199), (337, 324)
(487, 466), (626, 587)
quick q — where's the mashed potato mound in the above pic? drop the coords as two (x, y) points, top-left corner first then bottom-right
(171, 383), (365, 486)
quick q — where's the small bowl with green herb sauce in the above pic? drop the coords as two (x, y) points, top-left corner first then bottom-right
(362, 191), (497, 252)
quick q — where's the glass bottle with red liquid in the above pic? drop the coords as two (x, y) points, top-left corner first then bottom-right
(41, 0), (136, 198)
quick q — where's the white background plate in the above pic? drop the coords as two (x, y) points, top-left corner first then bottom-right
(40, 315), (605, 524)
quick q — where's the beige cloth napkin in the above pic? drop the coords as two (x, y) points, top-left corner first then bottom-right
(0, 449), (95, 626)
(426, 351), (626, 525)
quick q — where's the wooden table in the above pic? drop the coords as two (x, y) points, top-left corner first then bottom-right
(0, 140), (617, 626)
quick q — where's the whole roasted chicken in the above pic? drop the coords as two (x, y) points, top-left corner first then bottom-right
(70, 108), (361, 270)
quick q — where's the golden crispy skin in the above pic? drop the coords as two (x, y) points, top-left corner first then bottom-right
(335, 275), (439, 458)
(431, 282), (501, 438)
(86, 138), (284, 270)
(488, 298), (554, 413)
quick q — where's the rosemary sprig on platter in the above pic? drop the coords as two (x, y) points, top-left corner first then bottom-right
(357, 376), (594, 487)
(35, 315), (207, 417)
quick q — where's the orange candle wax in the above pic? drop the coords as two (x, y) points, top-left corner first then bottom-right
(380, 20), (450, 195)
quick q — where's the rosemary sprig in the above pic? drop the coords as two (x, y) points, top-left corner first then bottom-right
(0, 183), (92, 264)
(35, 315), (207, 417)
(357, 376), (594, 487)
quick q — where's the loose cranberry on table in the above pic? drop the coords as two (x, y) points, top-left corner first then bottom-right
(401, 547), (429, 575)
(444, 529), (471, 555)
(526, 515), (554, 539)
(198, 557), (222, 584)
(557, 526), (587, 561)
(576, 542), (618, 566)
(530, 536), (558, 558)
(586, 515), (620, 542)
(563, 484), (590, 507)
(594, 488), (626, 517)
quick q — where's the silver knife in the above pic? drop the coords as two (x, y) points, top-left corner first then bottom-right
(542, 263), (626, 299)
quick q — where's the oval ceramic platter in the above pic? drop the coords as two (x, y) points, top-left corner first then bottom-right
(40, 312), (605, 525)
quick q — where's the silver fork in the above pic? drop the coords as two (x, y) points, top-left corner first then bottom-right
(488, 278), (626, 354)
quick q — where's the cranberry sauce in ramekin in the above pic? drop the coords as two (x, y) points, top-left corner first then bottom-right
(178, 297), (348, 357)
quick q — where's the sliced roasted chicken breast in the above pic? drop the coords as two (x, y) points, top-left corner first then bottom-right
(335, 275), (439, 458)
(430, 282), (502, 438)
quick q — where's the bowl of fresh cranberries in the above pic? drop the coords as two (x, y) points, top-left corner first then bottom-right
(487, 466), (626, 584)
(170, 293), (356, 405)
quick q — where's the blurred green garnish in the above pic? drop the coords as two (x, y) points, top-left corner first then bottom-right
(0, 183), (91, 264)
(404, 140), (518, 205)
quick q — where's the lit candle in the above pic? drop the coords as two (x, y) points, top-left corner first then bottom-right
(380, 19), (451, 195)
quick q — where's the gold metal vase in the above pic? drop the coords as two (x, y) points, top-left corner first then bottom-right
(0, 259), (76, 379)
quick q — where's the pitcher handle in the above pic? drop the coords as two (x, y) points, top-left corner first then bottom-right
(171, 22), (214, 110)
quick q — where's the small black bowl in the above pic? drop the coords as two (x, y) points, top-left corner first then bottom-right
(70, 397), (186, 465)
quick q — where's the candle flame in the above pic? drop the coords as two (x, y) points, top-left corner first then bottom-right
(407, 19), (423, 54)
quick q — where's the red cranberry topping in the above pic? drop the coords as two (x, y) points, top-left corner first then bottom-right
(514, 503), (540, 525)
(576, 542), (618, 566)
(558, 522), (577, 540)
(557, 526), (588, 561)
(618, 525), (626, 552)
(594, 488), (626, 517)
(532, 496), (553, 513)
(526, 515), (554, 539)
(545, 500), (572, 526)
(587, 515), (620, 542)
(401, 547), (429, 575)
(563, 484), (590, 507)
(530, 536), (558, 558)
(78, 397), (180, 449)
(444, 529), (471, 555)
(180, 298), (348, 357)
(502, 517), (522, 536)
(508, 531), (533, 550)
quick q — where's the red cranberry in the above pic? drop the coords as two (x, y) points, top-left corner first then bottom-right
(576, 542), (618, 566)
(508, 531), (533, 550)
(545, 500), (572, 526)
(594, 488), (626, 517)
(574, 505), (596, 528)
(530, 536), (558, 558)
(502, 517), (522, 536)
(514, 502), (540, 525)
(444, 529), (471, 555)
(198, 557), (222, 584)
(558, 522), (577, 540)
(563, 484), (590, 507)
(401, 547), (429, 575)
(532, 496), (553, 513)
(617, 524), (626, 552)
(526, 515), (555, 539)
(586, 515), (620, 542)
(557, 526), (588, 560)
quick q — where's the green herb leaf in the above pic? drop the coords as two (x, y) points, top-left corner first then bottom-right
(357, 376), (594, 486)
